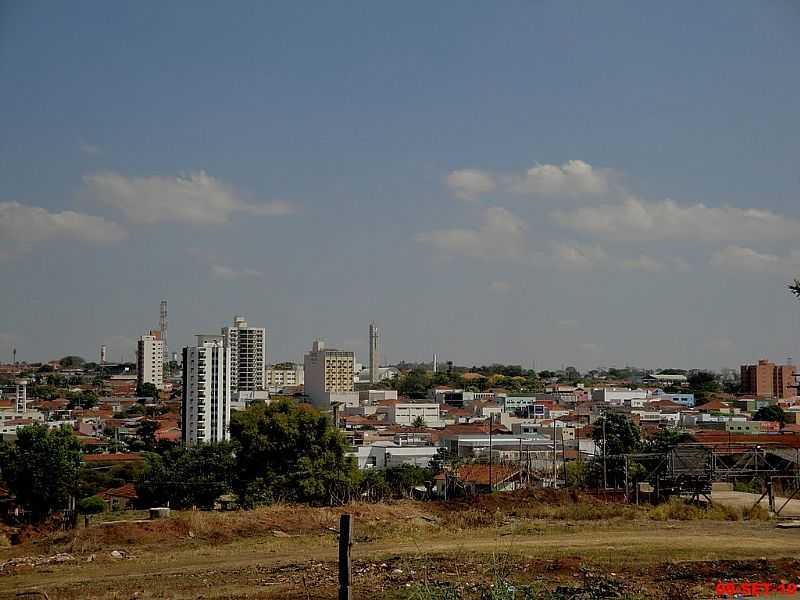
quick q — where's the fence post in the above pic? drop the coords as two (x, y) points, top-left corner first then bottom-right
(338, 514), (352, 600)
(767, 479), (775, 513)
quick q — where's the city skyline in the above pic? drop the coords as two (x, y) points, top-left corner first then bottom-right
(2, 2), (800, 370)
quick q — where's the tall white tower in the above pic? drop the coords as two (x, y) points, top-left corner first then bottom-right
(159, 300), (168, 366)
(369, 322), (380, 384)
(100, 345), (107, 364)
(222, 316), (266, 392)
(182, 335), (231, 446)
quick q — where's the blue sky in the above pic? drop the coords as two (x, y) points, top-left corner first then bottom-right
(1, 1), (800, 371)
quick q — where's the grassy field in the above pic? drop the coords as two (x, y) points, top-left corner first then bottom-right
(1, 490), (795, 599)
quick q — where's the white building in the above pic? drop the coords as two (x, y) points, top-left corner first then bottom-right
(355, 366), (399, 384)
(591, 388), (649, 405)
(303, 339), (356, 410)
(381, 402), (444, 428)
(352, 442), (438, 469)
(359, 389), (398, 405)
(265, 364), (304, 389)
(137, 330), (165, 390)
(182, 335), (231, 446)
(222, 316), (266, 392)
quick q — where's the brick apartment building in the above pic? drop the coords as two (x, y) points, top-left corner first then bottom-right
(740, 359), (797, 399)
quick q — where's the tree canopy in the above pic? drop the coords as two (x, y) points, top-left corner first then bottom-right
(229, 399), (357, 506)
(2, 424), (82, 520)
(137, 442), (236, 509)
(59, 355), (86, 368)
(688, 371), (721, 403)
(753, 405), (786, 427)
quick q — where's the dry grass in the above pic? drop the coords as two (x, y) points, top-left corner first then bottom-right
(3, 490), (773, 559)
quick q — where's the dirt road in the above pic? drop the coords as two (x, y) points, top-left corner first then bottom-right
(3, 520), (799, 599)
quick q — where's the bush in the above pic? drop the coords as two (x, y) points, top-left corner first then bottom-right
(78, 496), (107, 515)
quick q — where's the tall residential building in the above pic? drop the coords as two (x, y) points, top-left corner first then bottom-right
(182, 335), (231, 446)
(303, 339), (355, 409)
(137, 330), (165, 390)
(222, 316), (266, 392)
(369, 322), (380, 384)
(741, 359), (797, 399)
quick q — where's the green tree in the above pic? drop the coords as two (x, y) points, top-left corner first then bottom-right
(78, 495), (106, 515)
(384, 464), (431, 498)
(646, 428), (691, 455)
(688, 371), (721, 404)
(753, 405), (786, 427)
(67, 390), (98, 409)
(137, 442), (236, 509)
(591, 413), (641, 489)
(136, 382), (159, 401)
(412, 415), (426, 428)
(60, 355), (86, 369)
(397, 368), (432, 398)
(3, 424), (82, 520)
(230, 399), (357, 506)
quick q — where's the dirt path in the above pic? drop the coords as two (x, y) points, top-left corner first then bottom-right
(3, 520), (799, 599)
(712, 490), (800, 517)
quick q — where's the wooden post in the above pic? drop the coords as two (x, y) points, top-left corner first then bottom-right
(767, 479), (775, 513)
(338, 514), (352, 600)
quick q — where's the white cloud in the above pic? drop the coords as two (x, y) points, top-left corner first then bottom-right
(210, 264), (265, 280)
(508, 160), (610, 194)
(557, 319), (579, 328)
(0, 202), (127, 255)
(550, 242), (608, 271)
(710, 245), (800, 273)
(445, 160), (611, 200)
(445, 169), (496, 201)
(84, 171), (294, 224)
(554, 196), (800, 242)
(417, 206), (527, 260)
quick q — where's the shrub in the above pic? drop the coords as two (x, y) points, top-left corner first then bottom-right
(78, 496), (107, 515)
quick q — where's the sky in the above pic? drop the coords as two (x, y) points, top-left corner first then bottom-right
(1, 1), (800, 372)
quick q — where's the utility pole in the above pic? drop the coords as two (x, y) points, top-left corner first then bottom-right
(602, 411), (608, 490)
(488, 414), (494, 492)
(552, 416), (557, 488)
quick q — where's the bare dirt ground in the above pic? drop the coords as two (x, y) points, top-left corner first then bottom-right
(712, 490), (800, 517)
(2, 492), (798, 599)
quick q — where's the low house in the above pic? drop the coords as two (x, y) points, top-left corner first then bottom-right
(96, 483), (138, 511)
(434, 464), (521, 496)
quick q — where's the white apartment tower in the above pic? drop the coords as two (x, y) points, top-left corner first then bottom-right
(303, 340), (355, 410)
(369, 321), (380, 384)
(137, 330), (165, 390)
(182, 335), (231, 446)
(222, 316), (266, 392)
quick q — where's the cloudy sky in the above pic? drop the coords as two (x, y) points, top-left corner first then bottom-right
(2, 2), (800, 371)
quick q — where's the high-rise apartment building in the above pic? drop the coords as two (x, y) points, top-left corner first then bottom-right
(303, 339), (355, 409)
(182, 335), (231, 446)
(369, 322), (380, 384)
(222, 316), (266, 392)
(137, 330), (165, 390)
(740, 359), (797, 399)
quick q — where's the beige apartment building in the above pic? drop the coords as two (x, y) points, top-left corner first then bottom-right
(303, 340), (355, 409)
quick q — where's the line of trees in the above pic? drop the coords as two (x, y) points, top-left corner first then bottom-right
(0, 399), (433, 520)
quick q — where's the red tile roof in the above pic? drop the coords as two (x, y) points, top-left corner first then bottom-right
(435, 463), (519, 486)
(97, 483), (138, 500)
(83, 452), (145, 463)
